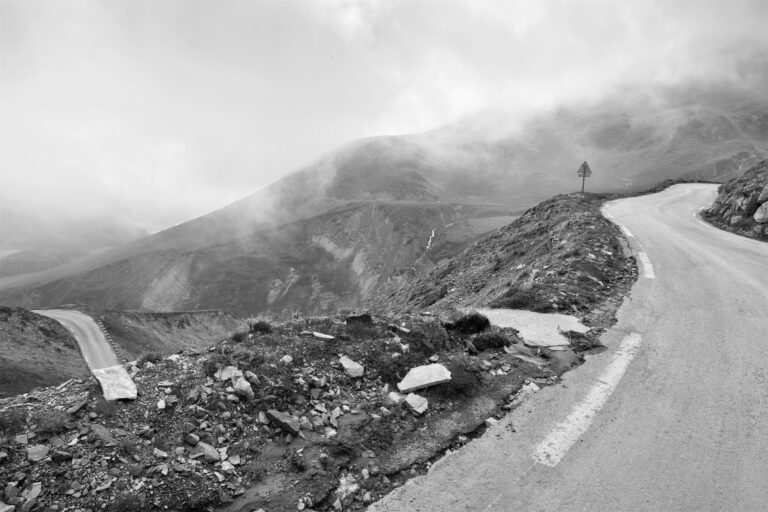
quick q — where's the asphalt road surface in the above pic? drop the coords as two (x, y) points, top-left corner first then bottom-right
(371, 184), (768, 512)
(32, 309), (119, 370)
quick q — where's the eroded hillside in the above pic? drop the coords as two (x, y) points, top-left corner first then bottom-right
(376, 193), (636, 327)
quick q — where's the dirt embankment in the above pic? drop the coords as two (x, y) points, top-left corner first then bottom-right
(87, 309), (243, 360)
(377, 193), (637, 328)
(702, 160), (768, 241)
(0, 307), (89, 397)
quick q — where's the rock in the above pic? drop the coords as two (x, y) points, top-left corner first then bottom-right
(189, 442), (220, 463)
(26, 445), (49, 462)
(397, 364), (452, 393)
(384, 391), (406, 405)
(266, 410), (300, 435)
(245, 371), (260, 385)
(0, 503), (15, 512)
(67, 399), (88, 415)
(232, 375), (255, 399)
(312, 331), (335, 340)
(339, 356), (364, 378)
(51, 450), (72, 463)
(485, 417), (499, 428)
(754, 202), (768, 223)
(153, 448), (168, 459)
(184, 433), (200, 446)
(429, 355), (439, 362)
(404, 393), (428, 415)
(0, 452), (6, 464)
(279, 355), (293, 365)
(14, 435), (27, 445)
(758, 183), (768, 204)
(90, 424), (117, 445)
(221, 460), (235, 472)
(214, 366), (242, 382)
(157, 399), (166, 410)
(346, 313), (373, 325)
(21, 483), (41, 501)
(91, 366), (137, 401)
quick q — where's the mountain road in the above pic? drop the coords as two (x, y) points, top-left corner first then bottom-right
(32, 309), (120, 370)
(370, 184), (768, 511)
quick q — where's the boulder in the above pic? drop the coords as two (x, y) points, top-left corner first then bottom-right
(90, 424), (117, 445)
(754, 202), (768, 223)
(397, 364), (452, 393)
(339, 356), (364, 378)
(214, 366), (242, 382)
(232, 375), (254, 399)
(758, 183), (768, 204)
(0, 503), (15, 512)
(404, 393), (428, 415)
(312, 332), (335, 340)
(266, 409), (300, 435)
(189, 442), (220, 463)
(26, 445), (49, 462)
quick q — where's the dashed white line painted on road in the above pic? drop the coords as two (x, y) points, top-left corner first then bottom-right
(637, 252), (656, 279)
(620, 226), (634, 238)
(532, 333), (643, 467)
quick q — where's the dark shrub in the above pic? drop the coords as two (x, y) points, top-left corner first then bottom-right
(31, 409), (70, 436)
(0, 407), (26, 436)
(345, 313), (373, 325)
(137, 351), (163, 366)
(247, 319), (273, 334)
(443, 312), (490, 335)
(345, 322), (381, 341)
(490, 286), (553, 312)
(431, 355), (483, 398)
(473, 332), (510, 351)
(201, 353), (234, 377)
(231, 328), (249, 343)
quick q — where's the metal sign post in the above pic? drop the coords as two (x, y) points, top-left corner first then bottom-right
(577, 161), (592, 193)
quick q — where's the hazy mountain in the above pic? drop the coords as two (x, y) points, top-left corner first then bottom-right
(1, 83), (766, 315)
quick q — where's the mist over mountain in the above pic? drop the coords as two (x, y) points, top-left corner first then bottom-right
(1, 82), (765, 315)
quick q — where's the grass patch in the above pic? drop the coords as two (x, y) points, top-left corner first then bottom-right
(31, 409), (70, 436)
(246, 317), (273, 334)
(489, 286), (554, 312)
(0, 407), (27, 436)
(473, 332), (510, 351)
(430, 355), (484, 398)
(137, 351), (163, 366)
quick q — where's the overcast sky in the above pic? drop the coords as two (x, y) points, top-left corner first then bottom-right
(1, 0), (766, 231)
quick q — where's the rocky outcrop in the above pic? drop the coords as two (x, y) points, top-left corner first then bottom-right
(704, 160), (768, 240)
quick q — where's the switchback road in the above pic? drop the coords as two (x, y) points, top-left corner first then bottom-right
(32, 309), (136, 400)
(370, 184), (768, 511)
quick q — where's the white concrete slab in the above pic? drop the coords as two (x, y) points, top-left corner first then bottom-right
(92, 365), (138, 401)
(473, 308), (589, 348)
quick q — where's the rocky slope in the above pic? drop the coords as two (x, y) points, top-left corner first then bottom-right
(702, 160), (768, 240)
(0, 312), (586, 512)
(0, 307), (88, 398)
(376, 193), (636, 330)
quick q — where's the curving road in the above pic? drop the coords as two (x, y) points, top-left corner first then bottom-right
(32, 309), (119, 370)
(370, 184), (768, 511)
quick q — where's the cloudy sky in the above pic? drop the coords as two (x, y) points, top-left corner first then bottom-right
(1, 0), (766, 231)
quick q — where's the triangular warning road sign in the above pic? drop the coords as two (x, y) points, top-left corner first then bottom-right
(577, 161), (592, 177)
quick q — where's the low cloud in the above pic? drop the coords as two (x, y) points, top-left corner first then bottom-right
(1, 0), (765, 231)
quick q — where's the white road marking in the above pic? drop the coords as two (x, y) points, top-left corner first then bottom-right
(637, 252), (656, 279)
(532, 333), (643, 467)
(620, 226), (634, 238)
